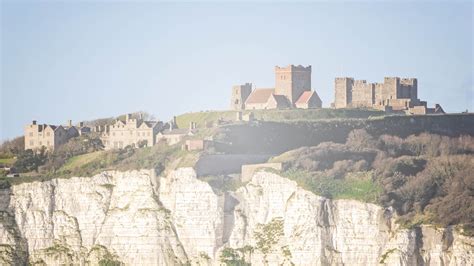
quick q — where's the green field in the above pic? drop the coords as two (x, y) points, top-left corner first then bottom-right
(175, 108), (386, 129)
(59, 151), (106, 172)
(0, 157), (16, 166)
(281, 169), (382, 203)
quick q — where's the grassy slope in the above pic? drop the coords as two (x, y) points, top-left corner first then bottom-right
(0, 158), (16, 165)
(281, 169), (382, 203)
(175, 108), (386, 128)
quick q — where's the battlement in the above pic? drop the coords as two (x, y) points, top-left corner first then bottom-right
(400, 78), (417, 86)
(353, 80), (368, 85)
(275, 65), (311, 72)
(335, 77), (354, 81)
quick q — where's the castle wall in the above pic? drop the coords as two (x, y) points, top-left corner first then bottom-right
(350, 80), (374, 108)
(335, 76), (422, 112)
(334, 78), (352, 108)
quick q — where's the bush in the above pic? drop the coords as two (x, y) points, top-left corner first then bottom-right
(273, 132), (474, 232)
(13, 148), (47, 172)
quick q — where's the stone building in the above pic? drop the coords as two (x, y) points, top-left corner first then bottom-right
(230, 65), (322, 110)
(24, 120), (82, 151)
(101, 114), (163, 150)
(156, 121), (196, 146)
(295, 91), (322, 109)
(333, 77), (444, 114)
(230, 83), (252, 110)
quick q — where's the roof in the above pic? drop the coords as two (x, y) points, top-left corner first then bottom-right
(295, 91), (321, 105)
(138, 121), (160, 128)
(270, 94), (291, 108)
(245, 88), (275, 104)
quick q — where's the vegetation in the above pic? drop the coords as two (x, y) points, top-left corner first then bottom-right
(0, 139), (200, 185)
(13, 148), (48, 173)
(219, 247), (250, 266)
(379, 248), (398, 264)
(282, 169), (381, 202)
(270, 130), (474, 234)
(0, 136), (24, 158)
(199, 175), (246, 195)
(176, 108), (386, 129)
(253, 217), (285, 263)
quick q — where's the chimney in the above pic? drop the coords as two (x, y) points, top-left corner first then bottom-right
(79, 122), (84, 127)
(68, 120), (72, 127)
(32, 120), (37, 125)
(126, 114), (132, 121)
(173, 116), (177, 126)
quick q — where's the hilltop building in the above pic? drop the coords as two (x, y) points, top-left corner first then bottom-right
(157, 120), (196, 145)
(101, 114), (164, 150)
(333, 77), (444, 114)
(230, 65), (322, 110)
(24, 120), (88, 151)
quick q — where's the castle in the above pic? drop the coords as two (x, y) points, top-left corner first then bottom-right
(333, 77), (444, 114)
(230, 65), (322, 110)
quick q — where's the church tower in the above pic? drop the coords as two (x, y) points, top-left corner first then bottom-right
(275, 65), (311, 104)
(230, 83), (252, 110)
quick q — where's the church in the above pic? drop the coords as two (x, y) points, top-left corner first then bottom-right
(230, 65), (322, 110)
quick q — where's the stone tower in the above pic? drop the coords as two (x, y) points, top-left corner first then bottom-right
(275, 65), (311, 104)
(230, 83), (252, 110)
(334, 77), (353, 108)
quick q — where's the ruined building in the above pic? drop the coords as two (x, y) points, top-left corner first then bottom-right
(230, 65), (322, 110)
(24, 120), (88, 151)
(333, 77), (444, 114)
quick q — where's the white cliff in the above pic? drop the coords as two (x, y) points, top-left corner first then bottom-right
(0, 168), (472, 265)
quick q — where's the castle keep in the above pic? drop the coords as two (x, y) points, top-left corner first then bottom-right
(333, 77), (444, 114)
(230, 65), (322, 110)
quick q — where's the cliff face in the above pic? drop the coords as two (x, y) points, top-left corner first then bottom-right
(0, 168), (472, 265)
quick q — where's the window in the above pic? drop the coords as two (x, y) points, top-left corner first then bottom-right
(39, 141), (42, 145)
(30, 140), (34, 146)
(47, 141), (50, 146)
(46, 132), (50, 137)
(29, 132), (33, 137)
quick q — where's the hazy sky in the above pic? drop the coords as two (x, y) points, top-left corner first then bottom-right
(1, 1), (473, 140)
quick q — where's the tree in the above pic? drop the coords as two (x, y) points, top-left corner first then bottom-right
(13, 147), (47, 173)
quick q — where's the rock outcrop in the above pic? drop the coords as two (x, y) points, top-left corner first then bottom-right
(0, 168), (472, 265)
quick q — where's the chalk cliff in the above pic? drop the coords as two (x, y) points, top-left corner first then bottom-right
(0, 168), (472, 265)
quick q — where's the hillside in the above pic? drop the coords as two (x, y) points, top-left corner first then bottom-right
(269, 131), (474, 233)
(175, 108), (386, 128)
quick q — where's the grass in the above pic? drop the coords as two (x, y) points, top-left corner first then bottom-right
(282, 169), (382, 203)
(0, 142), (201, 186)
(60, 151), (105, 172)
(0, 158), (16, 166)
(176, 108), (386, 129)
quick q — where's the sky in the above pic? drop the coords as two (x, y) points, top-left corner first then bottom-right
(1, 0), (473, 140)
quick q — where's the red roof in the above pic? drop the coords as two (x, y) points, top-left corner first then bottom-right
(295, 91), (321, 104)
(245, 88), (275, 104)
